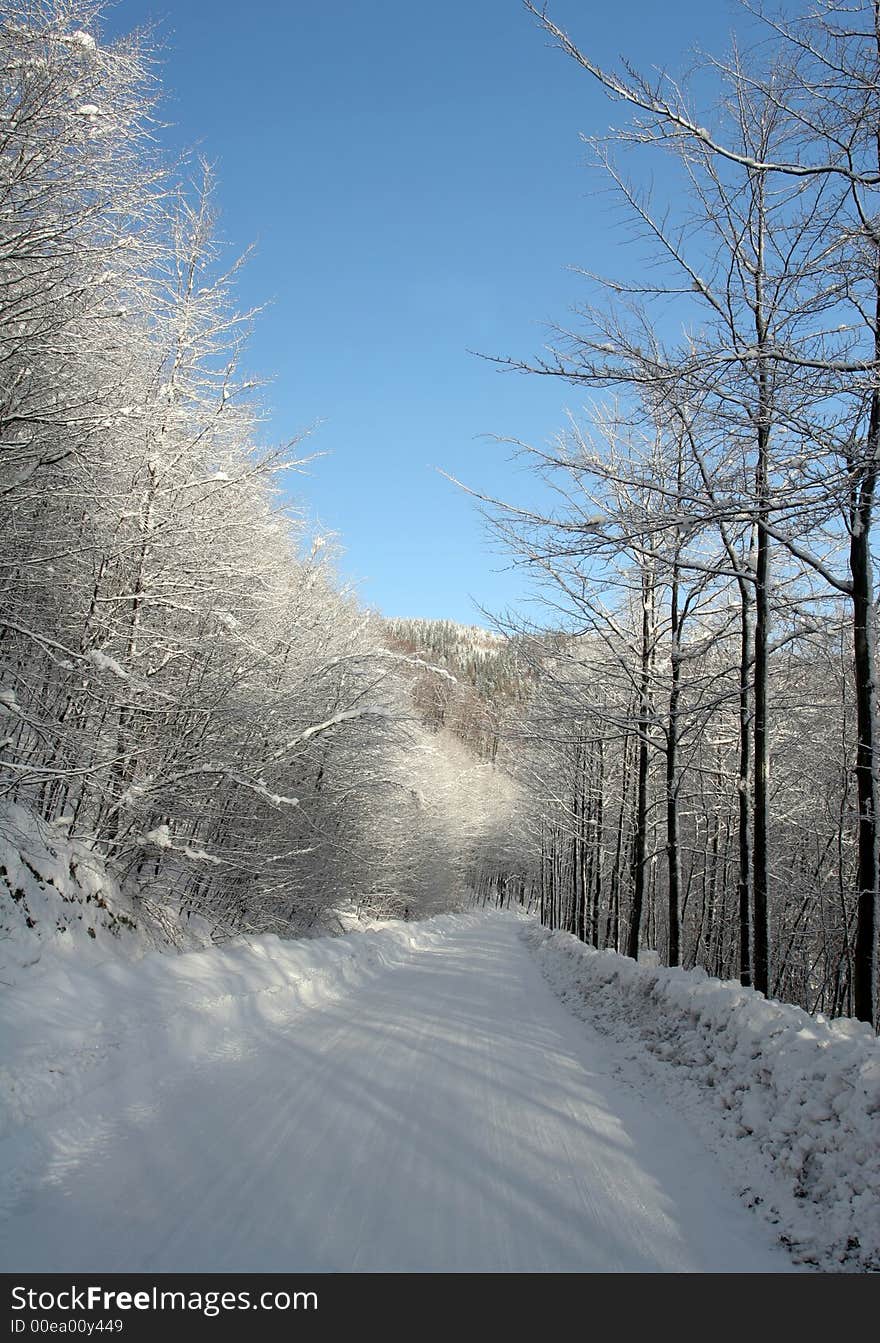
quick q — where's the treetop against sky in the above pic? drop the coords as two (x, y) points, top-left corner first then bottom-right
(101, 0), (746, 623)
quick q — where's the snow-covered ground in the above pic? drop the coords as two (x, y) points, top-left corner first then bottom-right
(525, 923), (880, 1272)
(0, 914), (471, 1151)
(0, 800), (214, 990)
(1, 912), (798, 1272)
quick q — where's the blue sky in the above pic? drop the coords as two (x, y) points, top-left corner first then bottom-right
(102, 0), (745, 624)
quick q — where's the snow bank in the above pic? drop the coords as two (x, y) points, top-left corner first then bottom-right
(0, 800), (213, 988)
(1, 801), (143, 983)
(0, 912), (480, 1172)
(523, 924), (880, 1271)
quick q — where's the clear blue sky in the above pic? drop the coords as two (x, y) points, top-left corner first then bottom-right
(102, 0), (745, 624)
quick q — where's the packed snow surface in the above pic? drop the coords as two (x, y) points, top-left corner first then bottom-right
(525, 923), (880, 1272)
(0, 912), (796, 1272)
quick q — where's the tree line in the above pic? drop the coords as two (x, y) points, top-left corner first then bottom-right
(471, 0), (880, 1027)
(0, 0), (510, 940)
(4, 0), (876, 1029)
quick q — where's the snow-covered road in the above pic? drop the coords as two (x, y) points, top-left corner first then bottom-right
(0, 916), (792, 1272)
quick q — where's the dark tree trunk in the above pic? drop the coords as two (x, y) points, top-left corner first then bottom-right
(666, 549), (682, 966)
(627, 567), (653, 961)
(851, 429), (879, 1025)
(752, 204), (771, 999)
(738, 580), (753, 987)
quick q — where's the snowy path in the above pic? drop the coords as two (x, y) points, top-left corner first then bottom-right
(0, 916), (792, 1273)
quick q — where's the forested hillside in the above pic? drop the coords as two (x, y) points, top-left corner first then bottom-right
(383, 617), (531, 759)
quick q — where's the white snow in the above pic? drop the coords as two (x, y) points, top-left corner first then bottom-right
(0, 912), (795, 1272)
(0, 687), (19, 713)
(1, 801), (142, 985)
(0, 800), (212, 989)
(381, 651), (459, 681)
(524, 922), (880, 1272)
(142, 824), (225, 864)
(179, 844), (223, 865)
(143, 823), (172, 849)
(86, 648), (129, 680)
(63, 31), (97, 53)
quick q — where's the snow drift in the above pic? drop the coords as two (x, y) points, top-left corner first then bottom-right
(523, 922), (880, 1272)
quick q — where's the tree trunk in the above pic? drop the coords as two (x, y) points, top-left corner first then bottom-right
(738, 578), (753, 987)
(850, 447), (879, 1025)
(752, 195), (771, 998)
(627, 564), (653, 960)
(666, 547), (682, 966)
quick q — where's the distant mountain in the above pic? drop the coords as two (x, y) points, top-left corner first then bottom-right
(382, 618), (533, 759)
